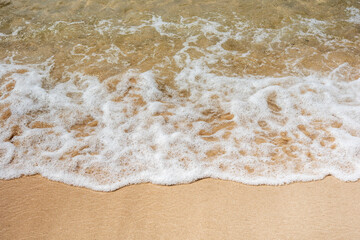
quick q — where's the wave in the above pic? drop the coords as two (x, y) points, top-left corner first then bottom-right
(1, 10), (360, 190)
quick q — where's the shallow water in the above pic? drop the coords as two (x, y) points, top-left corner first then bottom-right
(1, 0), (360, 190)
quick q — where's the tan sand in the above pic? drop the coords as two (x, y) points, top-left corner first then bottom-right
(1, 176), (360, 239)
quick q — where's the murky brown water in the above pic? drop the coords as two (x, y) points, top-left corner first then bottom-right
(1, 0), (360, 190)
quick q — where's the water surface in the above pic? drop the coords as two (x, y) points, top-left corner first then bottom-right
(1, 0), (360, 190)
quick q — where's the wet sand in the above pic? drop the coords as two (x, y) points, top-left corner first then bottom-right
(1, 176), (360, 239)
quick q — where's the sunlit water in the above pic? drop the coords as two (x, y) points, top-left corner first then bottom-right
(1, 0), (360, 190)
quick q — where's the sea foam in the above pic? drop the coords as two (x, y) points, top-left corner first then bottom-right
(1, 11), (360, 191)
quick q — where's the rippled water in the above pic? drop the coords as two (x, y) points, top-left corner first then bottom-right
(1, 0), (360, 190)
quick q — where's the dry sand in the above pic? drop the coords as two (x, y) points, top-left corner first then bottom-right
(1, 176), (360, 239)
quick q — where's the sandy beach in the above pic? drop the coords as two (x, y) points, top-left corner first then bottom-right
(1, 176), (360, 239)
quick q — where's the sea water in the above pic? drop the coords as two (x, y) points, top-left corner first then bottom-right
(1, 0), (360, 191)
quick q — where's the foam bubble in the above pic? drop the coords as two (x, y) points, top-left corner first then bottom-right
(347, 7), (360, 24)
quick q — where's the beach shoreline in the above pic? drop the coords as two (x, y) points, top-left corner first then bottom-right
(1, 175), (360, 239)
(1, 1), (360, 239)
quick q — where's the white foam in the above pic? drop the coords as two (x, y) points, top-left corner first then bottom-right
(346, 7), (360, 24)
(1, 13), (360, 191)
(0, 26), (24, 38)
